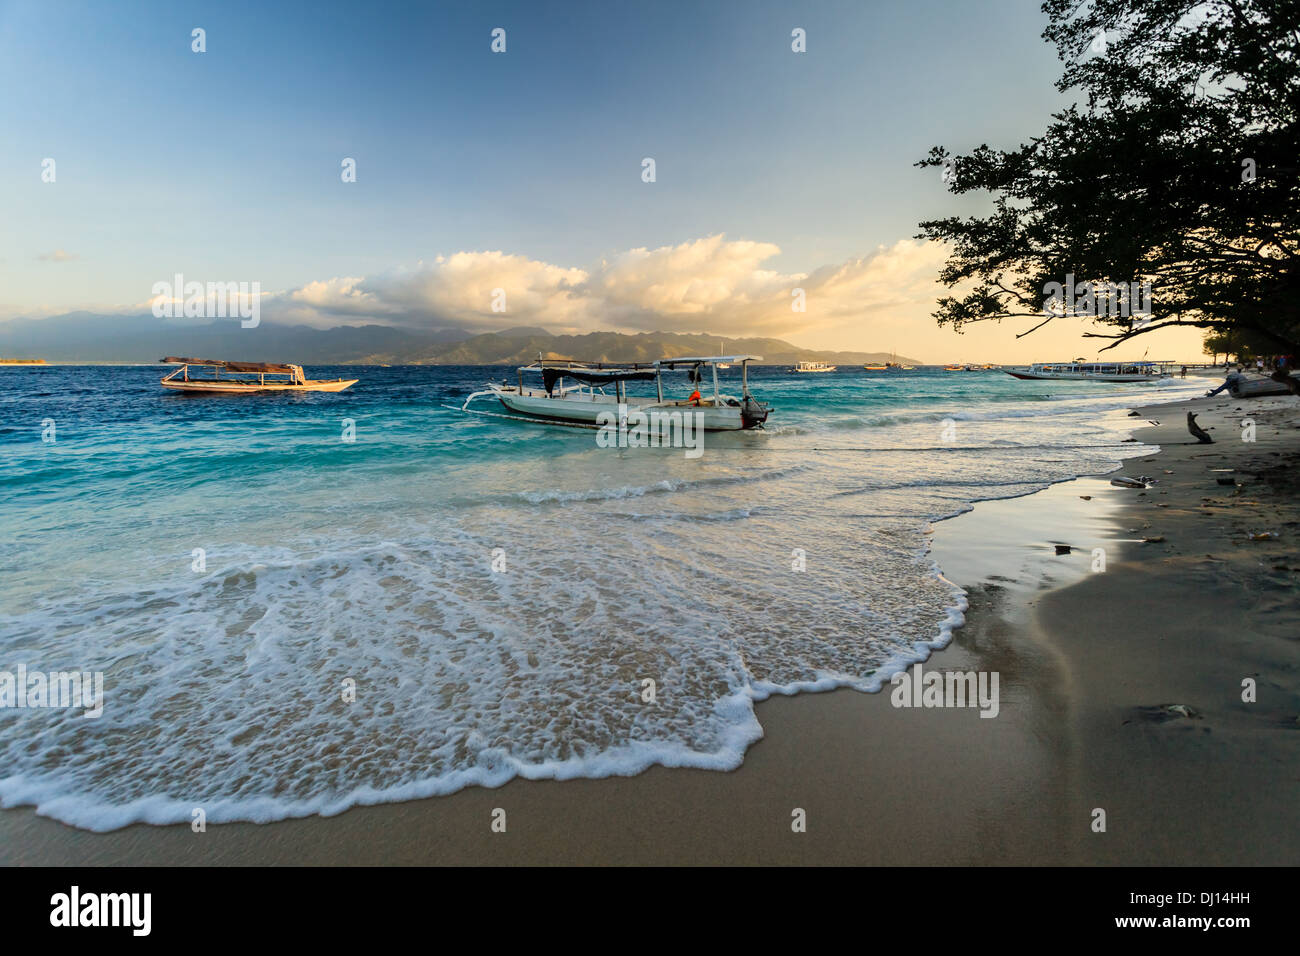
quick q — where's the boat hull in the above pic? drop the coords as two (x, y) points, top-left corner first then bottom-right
(1003, 368), (1167, 382)
(160, 379), (358, 393)
(496, 388), (763, 430)
(1228, 377), (1292, 397)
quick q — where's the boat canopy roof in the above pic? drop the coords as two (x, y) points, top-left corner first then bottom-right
(541, 367), (657, 392)
(655, 355), (761, 367)
(161, 356), (302, 374)
(1035, 359), (1172, 367)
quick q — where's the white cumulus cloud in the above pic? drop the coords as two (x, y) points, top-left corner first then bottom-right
(259, 234), (951, 339)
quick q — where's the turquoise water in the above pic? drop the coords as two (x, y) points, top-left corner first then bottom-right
(0, 364), (1205, 829)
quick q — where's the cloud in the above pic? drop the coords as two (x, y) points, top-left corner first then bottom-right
(257, 234), (951, 339)
(37, 249), (78, 262)
(2, 233), (1213, 361)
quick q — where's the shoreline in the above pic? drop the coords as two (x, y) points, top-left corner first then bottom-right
(3, 390), (1297, 865)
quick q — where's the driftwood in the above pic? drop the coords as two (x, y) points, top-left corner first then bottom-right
(1187, 412), (1214, 444)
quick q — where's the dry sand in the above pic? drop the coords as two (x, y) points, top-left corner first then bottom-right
(3, 393), (1297, 865)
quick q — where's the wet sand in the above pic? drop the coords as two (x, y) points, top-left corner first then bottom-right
(3, 393), (1297, 865)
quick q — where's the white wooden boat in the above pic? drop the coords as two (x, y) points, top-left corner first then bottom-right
(1208, 372), (1295, 398)
(794, 361), (836, 372)
(160, 357), (358, 393)
(1003, 360), (1172, 382)
(462, 355), (771, 431)
(1230, 376), (1292, 397)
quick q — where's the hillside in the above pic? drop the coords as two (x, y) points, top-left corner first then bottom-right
(0, 313), (921, 366)
(423, 331), (918, 366)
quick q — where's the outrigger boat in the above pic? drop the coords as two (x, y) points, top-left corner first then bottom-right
(159, 357), (358, 393)
(865, 352), (910, 371)
(462, 355), (771, 431)
(1003, 360), (1172, 382)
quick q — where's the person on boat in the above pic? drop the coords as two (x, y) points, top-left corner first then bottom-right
(688, 388), (703, 406)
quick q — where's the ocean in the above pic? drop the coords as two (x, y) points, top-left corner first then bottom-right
(0, 364), (1206, 830)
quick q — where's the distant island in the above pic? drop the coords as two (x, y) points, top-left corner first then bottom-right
(0, 358), (46, 365)
(0, 313), (921, 367)
(404, 330), (920, 368)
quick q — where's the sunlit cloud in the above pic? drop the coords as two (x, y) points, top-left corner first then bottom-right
(256, 234), (951, 340)
(2, 235), (1210, 362)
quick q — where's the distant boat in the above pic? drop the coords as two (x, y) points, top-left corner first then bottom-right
(795, 361), (837, 372)
(159, 357), (358, 393)
(943, 364), (964, 371)
(867, 352), (910, 371)
(1003, 360), (1172, 382)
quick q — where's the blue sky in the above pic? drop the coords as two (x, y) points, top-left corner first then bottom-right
(0, 0), (1206, 360)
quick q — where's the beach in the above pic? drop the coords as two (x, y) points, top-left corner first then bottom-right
(3, 386), (1296, 866)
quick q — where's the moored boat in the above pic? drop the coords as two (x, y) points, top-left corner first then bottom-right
(1003, 360), (1172, 382)
(160, 357), (358, 393)
(865, 351), (909, 371)
(795, 361), (836, 373)
(463, 355), (771, 431)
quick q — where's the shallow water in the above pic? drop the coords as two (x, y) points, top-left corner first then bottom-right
(0, 364), (1205, 829)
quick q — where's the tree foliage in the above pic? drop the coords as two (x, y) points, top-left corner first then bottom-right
(917, 0), (1300, 352)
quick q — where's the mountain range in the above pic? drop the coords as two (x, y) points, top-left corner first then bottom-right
(0, 313), (922, 366)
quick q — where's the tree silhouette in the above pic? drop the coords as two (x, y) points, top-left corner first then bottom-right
(917, 0), (1299, 353)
